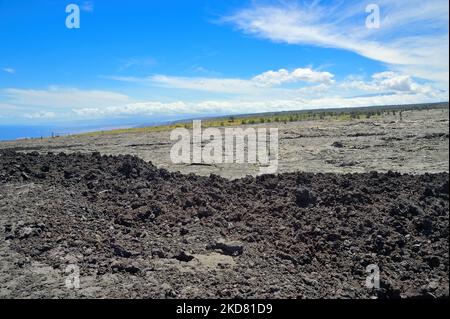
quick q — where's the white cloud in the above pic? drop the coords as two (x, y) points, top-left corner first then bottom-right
(224, 1), (449, 86)
(252, 68), (334, 85)
(24, 111), (56, 119)
(73, 69), (448, 118)
(108, 67), (335, 94)
(73, 101), (190, 117)
(341, 71), (436, 95)
(372, 72), (426, 93)
(2, 68), (15, 74)
(2, 87), (131, 109)
(70, 91), (448, 119)
(149, 75), (257, 94)
(1, 70), (447, 122)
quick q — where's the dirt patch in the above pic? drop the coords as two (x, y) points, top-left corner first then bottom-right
(0, 150), (448, 298)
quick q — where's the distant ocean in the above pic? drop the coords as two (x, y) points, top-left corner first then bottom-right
(0, 124), (136, 142)
(0, 115), (213, 142)
(0, 125), (58, 141)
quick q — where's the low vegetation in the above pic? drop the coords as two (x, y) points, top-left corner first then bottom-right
(75, 102), (448, 137)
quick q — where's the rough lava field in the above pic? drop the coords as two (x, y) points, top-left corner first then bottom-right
(0, 108), (448, 178)
(0, 107), (448, 299)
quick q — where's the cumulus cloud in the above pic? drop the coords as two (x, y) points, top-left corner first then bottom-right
(223, 0), (449, 86)
(68, 69), (448, 118)
(73, 101), (190, 117)
(70, 91), (448, 119)
(341, 71), (436, 95)
(108, 67), (335, 94)
(1, 70), (447, 122)
(252, 68), (334, 85)
(107, 66), (444, 103)
(372, 72), (430, 93)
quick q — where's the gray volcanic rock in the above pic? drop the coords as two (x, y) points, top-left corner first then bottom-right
(0, 150), (448, 299)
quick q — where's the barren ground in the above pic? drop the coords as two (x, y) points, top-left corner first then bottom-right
(0, 108), (448, 299)
(1, 108), (448, 178)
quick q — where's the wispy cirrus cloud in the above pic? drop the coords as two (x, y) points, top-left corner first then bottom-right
(2, 67), (15, 74)
(0, 86), (134, 121)
(223, 0), (449, 86)
(107, 67), (336, 94)
(24, 111), (56, 119)
(2, 87), (131, 109)
(118, 57), (157, 71)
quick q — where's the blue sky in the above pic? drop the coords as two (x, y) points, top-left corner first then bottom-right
(0, 0), (448, 126)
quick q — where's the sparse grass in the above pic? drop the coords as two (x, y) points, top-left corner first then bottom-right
(78, 112), (374, 137)
(79, 123), (192, 137)
(76, 103), (446, 137)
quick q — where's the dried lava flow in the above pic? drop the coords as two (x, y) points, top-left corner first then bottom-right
(0, 150), (448, 298)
